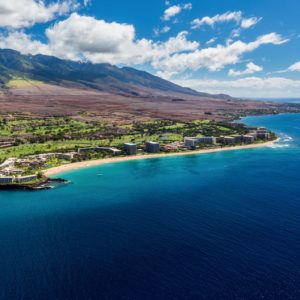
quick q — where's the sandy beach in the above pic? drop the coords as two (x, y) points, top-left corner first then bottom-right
(43, 139), (279, 177)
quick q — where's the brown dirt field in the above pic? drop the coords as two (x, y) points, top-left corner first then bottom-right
(0, 84), (285, 123)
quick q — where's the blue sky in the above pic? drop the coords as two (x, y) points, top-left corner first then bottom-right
(0, 0), (300, 97)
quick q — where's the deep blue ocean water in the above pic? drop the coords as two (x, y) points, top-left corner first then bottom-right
(1, 113), (300, 299)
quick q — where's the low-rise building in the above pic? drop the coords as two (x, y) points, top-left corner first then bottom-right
(145, 141), (160, 153)
(0, 176), (14, 184)
(124, 143), (137, 155)
(77, 147), (99, 154)
(16, 175), (38, 183)
(56, 152), (78, 160)
(78, 147), (121, 156)
(97, 147), (122, 156)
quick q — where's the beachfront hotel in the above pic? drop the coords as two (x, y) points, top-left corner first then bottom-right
(243, 135), (255, 144)
(145, 141), (160, 153)
(0, 176), (14, 184)
(0, 174), (38, 184)
(124, 143), (137, 155)
(184, 136), (217, 149)
(184, 137), (199, 149)
(197, 137), (217, 145)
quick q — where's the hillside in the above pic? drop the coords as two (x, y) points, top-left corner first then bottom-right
(0, 48), (297, 123)
(0, 48), (222, 98)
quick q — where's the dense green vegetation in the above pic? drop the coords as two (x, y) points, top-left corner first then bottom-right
(0, 115), (249, 162)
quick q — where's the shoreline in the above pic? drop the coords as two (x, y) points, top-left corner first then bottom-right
(43, 138), (280, 177)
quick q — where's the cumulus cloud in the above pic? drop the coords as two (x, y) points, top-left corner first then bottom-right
(0, 31), (51, 55)
(0, 11), (288, 81)
(45, 13), (139, 61)
(162, 3), (192, 21)
(42, 14), (199, 64)
(191, 11), (242, 29)
(228, 62), (263, 76)
(191, 11), (261, 31)
(277, 61), (300, 73)
(151, 33), (288, 74)
(174, 77), (300, 98)
(0, 0), (79, 29)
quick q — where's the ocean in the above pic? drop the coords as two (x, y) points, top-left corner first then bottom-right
(0, 113), (300, 299)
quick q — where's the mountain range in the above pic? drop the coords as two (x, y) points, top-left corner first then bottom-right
(0, 48), (230, 99)
(0, 48), (294, 122)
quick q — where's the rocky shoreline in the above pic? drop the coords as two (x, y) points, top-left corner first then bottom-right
(0, 178), (69, 191)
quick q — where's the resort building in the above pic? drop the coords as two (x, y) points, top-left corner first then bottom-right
(124, 143), (137, 155)
(15, 175), (38, 183)
(248, 131), (258, 140)
(243, 135), (255, 144)
(223, 136), (236, 145)
(257, 132), (270, 139)
(0, 176), (14, 184)
(97, 147), (122, 156)
(78, 147), (121, 156)
(56, 152), (77, 161)
(197, 136), (217, 145)
(145, 141), (160, 153)
(77, 147), (100, 154)
(232, 135), (244, 144)
(0, 174), (38, 184)
(184, 137), (199, 149)
(216, 136), (225, 144)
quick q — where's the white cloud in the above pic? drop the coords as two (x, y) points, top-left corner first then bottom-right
(279, 61), (300, 73)
(229, 62), (263, 76)
(0, 12), (288, 81)
(191, 11), (242, 29)
(42, 14), (199, 64)
(0, 14), (199, 66)
(0, 0), (79, 29)
(0, 31), (51, 55)
(241, 17), (261, 29)
(206, 37), (216, 45)
(152, 33), (288, 74)
(288, 62), (300, 72)
(154, 26), (171, 36)
(45, 13), (139, 61)
(173, 77), (300, 98)
(191, 11), (261, 32)
(162, 3), (192, 21)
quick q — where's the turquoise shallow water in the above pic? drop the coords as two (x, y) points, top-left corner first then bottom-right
(0, 113), (300, 299)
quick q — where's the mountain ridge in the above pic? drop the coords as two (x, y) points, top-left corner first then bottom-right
(0, 48), (232, 99)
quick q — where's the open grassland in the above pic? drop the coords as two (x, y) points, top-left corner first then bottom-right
(6, 77), (44, 88)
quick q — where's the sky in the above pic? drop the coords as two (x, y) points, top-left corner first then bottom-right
(0, 0), (300, 98)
